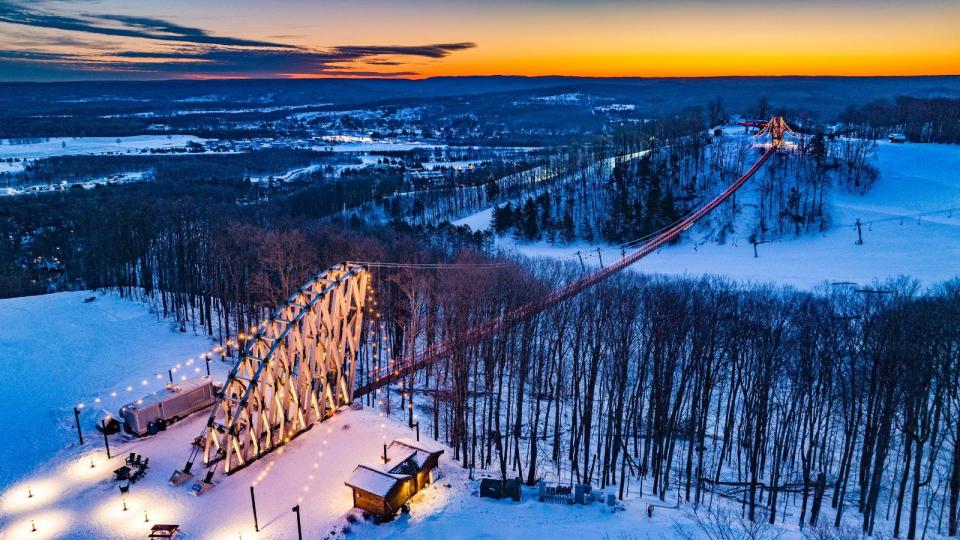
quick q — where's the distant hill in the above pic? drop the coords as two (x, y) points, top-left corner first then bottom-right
(1, 75), (958, 119)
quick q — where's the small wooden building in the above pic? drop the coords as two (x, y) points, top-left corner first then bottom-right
(387, 438), (444, 490)
(344, 438), (444, 519)
(344, 465), (416, 518)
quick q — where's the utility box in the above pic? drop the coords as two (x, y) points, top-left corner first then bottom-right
(575, 483), (594, 504)
(479, 478), (504, 500)
(479, 478), (521, 501)
(504, 478), (521, 502)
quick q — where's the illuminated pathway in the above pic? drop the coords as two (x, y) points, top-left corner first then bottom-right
(1, 407), (436, 538)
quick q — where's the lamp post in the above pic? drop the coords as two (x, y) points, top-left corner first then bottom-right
(291, 505), (303, 540)
(250, 486), (259, 532)
(101, 419), (112, 459)
(73, 406), (84, 445)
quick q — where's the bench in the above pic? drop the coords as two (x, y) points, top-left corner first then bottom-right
(148, 524), (180, 538)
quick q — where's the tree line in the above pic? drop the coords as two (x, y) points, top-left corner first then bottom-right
(368, 262), (960, 539)
(841, 97), (960, 144)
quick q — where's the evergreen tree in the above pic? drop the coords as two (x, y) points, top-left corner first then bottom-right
(491, 202), (514, 235)
(521, 197), (539, 240)
(485, 175), (500, 199)
(561, 209), (576, 243)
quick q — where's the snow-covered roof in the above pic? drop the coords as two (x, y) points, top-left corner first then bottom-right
(385, 450), (422, 475)
(390, 437), (444, 455)
(121, 376), (211, 410)
(344, 465), (408, 497)
(385, 439), (443, 471)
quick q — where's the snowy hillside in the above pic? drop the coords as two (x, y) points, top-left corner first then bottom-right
(0, 290), (783, 540)
(457, 140), (960, 288)
(0, 292), (218, 492)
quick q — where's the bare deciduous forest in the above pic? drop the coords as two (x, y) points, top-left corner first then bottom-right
(93, 214), (960, 538)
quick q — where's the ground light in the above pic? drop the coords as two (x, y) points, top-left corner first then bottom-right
(91, 492), (177, 537)
(7, 510), (72, 539)
(1, 478), (64, 514)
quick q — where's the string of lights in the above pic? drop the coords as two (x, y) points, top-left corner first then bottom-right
(73, 317), (276, 417)
(346, 260), (510, 269)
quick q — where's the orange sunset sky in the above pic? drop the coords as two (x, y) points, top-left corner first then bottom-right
(0, 0), (957, 80)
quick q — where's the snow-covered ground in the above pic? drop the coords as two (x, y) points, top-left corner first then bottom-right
(249, 164), (325, 184)
(457, 140), (960, 289)
(0, 171), (151, 197)
(0, 136), (207, 160)
(0, 292), (217, 492)
(0, 290), (719, 540)
(0, 291), (425, 539)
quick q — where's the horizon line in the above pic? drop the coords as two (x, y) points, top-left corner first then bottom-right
(2, 73), (960, 85)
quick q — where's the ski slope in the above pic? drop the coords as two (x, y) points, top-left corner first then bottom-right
(458, 141), (960, 289)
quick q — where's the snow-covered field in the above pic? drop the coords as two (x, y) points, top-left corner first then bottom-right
(0, 291), (710, 540)
(0, 292), (217, 492)
(0, 291), (421, 539)
(1, 171), (151, 197)
(0, 136), (207, 160)
(457, 140), (960, 289)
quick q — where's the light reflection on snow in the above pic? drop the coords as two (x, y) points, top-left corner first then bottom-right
(2, 450), (113, 515)
(3, 509), (73, 539)
(91, 491), (178, 537)
(64, 450), (113, 483)
(0, 477), (65, 514)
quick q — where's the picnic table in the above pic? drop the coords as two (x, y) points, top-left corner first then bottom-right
(148, 524), (180, 538)
(114, 465), (132, 481)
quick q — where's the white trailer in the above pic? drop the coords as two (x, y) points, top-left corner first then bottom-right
(120, 377), (218, 436)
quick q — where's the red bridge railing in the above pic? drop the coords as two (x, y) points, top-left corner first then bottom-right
(355, 146), (776, 397)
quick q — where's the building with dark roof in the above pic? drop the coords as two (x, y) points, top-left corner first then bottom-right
(344, 438), (444, 519)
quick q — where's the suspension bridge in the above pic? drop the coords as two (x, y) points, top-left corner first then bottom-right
(174, 118), (789, 490)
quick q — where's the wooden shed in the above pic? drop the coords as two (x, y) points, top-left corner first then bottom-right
(344, 465), (416, 518)
(386, 438), (444, 491)
(344, 438), (444, 520)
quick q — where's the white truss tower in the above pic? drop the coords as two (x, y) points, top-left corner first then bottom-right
(199, 262), (369, 474)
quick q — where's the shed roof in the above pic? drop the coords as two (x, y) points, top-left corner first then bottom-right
(344, 465), (408, 497)
(389, 438), (444, 456)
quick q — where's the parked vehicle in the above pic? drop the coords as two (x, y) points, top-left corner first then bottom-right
(120, 377), (218, 436)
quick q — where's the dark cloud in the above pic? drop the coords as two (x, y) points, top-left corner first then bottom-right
(0, 0), (296, 48)
(95, 43), (475, 75)
(366, 59), (404, 66)
(336, 43), (476, 59)
(0, 1), (477, 79)
(0, 43), (477, 79)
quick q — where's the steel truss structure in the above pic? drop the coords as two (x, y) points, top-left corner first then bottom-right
(196, 262), (369, 475)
